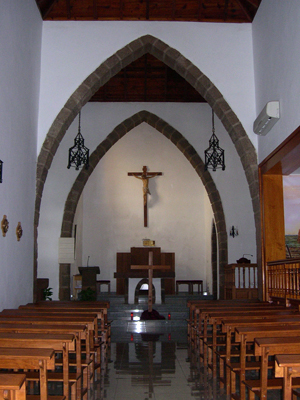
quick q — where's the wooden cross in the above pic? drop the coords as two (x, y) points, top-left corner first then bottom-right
(128, 166), (162, 227)
(131, 251), (170, 312)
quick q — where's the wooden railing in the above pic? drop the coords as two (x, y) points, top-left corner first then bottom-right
(224, 263), (258, 300)
(267, 258), (300, 299)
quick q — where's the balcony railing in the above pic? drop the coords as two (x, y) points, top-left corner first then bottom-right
(267, 259), (300, 299)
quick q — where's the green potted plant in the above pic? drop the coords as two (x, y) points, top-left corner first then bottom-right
(78, 287), (96, 301)
(43, 287), (53, 301)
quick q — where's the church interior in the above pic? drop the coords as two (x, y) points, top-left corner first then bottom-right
(1, 0), (300, 399)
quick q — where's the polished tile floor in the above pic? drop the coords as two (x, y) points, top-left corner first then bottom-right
(96, 323), (229, 400)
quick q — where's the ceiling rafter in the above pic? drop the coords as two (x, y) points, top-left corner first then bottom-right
(245, 0), (261, 7)
(234, 0), (254, 22)
(36, 0), (261, 22)
(66, 0), (71, 20)
(223, 0), (229, 22)
(37, 0), (57, 19)
(93, 0), (98, 20)
(197, 0), (204, 21)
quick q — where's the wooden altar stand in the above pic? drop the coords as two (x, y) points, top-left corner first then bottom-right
(114, 247), (175, 303)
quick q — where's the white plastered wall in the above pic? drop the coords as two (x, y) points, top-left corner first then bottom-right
(0, 0), (42, 309)
(38, 21), (258, 151)
(253, 0), (300, 162)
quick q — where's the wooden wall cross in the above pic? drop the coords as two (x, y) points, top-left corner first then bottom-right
(128, 166), (162, 227)
(131, 251), (170, 312)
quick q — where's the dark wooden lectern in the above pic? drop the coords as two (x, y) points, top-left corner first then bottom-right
(78, 266), (100, 293)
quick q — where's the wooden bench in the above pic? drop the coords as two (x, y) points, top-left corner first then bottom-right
(206, 310), (300, 380)
(275, 354), (300, 400)
(187, 301), (299, 399)
(251, 337), (300, 400)
(0, 348), (57, 400)
(0, 333), (77, 400)
(0, 323), (88, 400)
(234, 325), (300, 400)
(176, 280), (203, 294)
(19, 302), (110, 344)
(0, 374), (26, 400)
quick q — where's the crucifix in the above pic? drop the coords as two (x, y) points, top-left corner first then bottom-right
(131, 251), (170, 312)
(128, 166), (162, 227)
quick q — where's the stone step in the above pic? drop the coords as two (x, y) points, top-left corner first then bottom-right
(98, 292), (213, 322)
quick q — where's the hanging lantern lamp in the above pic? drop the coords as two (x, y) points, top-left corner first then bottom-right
(204, 110), (225, 171)
(67, 111), (89, 170)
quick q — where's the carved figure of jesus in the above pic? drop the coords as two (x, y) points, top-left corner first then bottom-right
(133, 166), (160, 205)
(128, 166), (162, 227)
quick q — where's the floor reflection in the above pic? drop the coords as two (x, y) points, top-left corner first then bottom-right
(96, 325), (229, 400)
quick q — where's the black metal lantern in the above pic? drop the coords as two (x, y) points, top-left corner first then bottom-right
(0, 160), (3, 183)
(229, 225), (239, 238)
(204, 110), (225, 171)
(67, 111), (89, 170)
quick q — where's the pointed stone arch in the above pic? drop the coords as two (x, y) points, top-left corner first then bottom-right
(59, 112), (226, 300)
(35, 34), (259, 300)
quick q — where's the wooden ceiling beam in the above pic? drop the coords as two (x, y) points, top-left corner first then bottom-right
(39, 0), (57, 19)
(197, 0), (204, 21)
(223, 0), (229, 22)
(172, 0), (176, 21)
(119, 0), (124, 20)
(245, 0), (260, 7)
(66, 0), (71, 20)
(146, 0), (150, 20)
(234, 0), (253, 22)
(93, 0), (98, 20)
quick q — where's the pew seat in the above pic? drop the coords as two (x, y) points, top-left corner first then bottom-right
(0, 374), (26, 400)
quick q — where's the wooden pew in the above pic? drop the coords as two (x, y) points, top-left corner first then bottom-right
(275, 354), (300, 400)
(190, 302), (287, 345)
(190, 303), (299, 397)
(0, 315), (96, 387)
(0, 348), (56, 400)
(0, 374), (26, 400)
(1, 310), (103, 374)
(0, 324), (88, 400)
(12, 306), (106, 367)
(195, 305), (291, 359)
(234, 324), (300, 400)
(19, 302), (110, 345)
(189, 301), (300, 400)
(207, 311), (300, 380)
(251, 337), (300, 400)
(20, 302), (110, 330)
(0, 333), (76, 400)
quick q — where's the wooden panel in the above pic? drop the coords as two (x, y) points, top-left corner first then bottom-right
(161, 253), (175, 294)
(116, 248), (175, 295)
(116, 252), (130, 294)
(131, 247), (161, 266)
(263, 174), (286, 262)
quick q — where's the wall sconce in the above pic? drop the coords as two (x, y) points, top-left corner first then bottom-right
(16, 222), (23, 241)
(1, 215), (9, 237)
(0, 160), (3, 183)
(230, 226), (238, 238)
